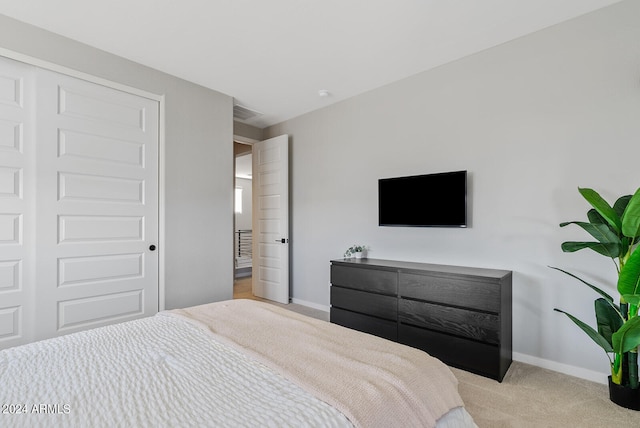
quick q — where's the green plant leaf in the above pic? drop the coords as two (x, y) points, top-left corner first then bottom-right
(579, 188), (621, 234)
(613, 353), (623, 384)
(559, 221), (619, 242)
(559, 221), (621, 258)
(620, 236), (631, 263)
(595, 298), (624, 347)
(560, 241), (622, 258)
(550, 266), (615, 302)
(622, 188), (640, 238)
(555, 308), (614, 353)
(612, 316), (640, 354)
(614, 195), (632, 219)
(587, 208), (607, 225)
(618, 247), (640, 296)
(622, 294), (640, 307)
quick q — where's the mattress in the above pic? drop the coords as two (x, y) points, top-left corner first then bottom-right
(0, 300), (477, 427)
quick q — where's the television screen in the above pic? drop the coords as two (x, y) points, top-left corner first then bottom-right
(378, 170), (467, 227)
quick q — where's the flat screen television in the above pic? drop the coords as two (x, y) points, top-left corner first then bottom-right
(378, 170), (467, 227)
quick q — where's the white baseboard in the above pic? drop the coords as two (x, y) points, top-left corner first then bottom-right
(513, 352), (608, 385)
(290, 298), (329, 312)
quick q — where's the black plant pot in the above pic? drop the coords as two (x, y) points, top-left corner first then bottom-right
(608, 376), (640, 410)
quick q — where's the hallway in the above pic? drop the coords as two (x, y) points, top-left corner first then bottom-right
(233, 277), (328, 321)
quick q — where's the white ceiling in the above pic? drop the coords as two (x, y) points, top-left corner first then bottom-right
(0, 0), (623, 128)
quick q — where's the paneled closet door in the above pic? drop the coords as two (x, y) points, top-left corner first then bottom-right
(0, 57), (36, 348)
(34, 68), (159, 341)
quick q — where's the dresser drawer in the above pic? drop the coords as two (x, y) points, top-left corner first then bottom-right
(398, 324), (504, 381)
(399, 272), (500, 312)
(331, 286), (397, 320)
(399, 299), (499, 344)
(330, 307), (397, 341)
(331, 265), (397, 295)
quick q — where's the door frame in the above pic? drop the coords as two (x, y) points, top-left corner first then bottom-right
(0, 47), (167, 311)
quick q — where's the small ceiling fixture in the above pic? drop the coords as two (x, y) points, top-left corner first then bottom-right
(233, 104), (262, 121)
(318, 89), (330, 97)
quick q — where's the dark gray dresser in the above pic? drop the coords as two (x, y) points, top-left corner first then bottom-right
(330, 258), (512, 381)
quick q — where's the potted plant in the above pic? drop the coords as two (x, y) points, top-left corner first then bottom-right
(553, 187), (640, 409)
(344, 245), (367, 259)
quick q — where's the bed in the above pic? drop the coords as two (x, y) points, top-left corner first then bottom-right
(0, 299), (477, 427)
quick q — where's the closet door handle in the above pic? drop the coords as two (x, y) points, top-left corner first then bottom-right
(149, 245), (156, 251)
(274, 239), (288, 244)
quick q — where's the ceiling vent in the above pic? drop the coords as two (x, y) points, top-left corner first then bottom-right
(233, 104), (262, 121)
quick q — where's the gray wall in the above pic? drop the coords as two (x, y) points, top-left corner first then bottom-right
(0, 14), (234, 309)
(234, 121), (264, 141)
(265, 0), (640, 380)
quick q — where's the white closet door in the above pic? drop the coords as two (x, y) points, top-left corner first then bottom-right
(35, 68), (159, 340)
(0, 57), (36, 348)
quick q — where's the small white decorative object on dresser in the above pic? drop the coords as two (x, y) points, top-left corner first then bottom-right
(343, 244), (367, 259)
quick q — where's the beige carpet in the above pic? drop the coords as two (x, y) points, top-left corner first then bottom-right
(452, 363), (638, 427)
(233, 278), (639, 427)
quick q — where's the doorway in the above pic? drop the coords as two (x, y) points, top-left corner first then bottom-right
(232, 134), (290, 304)
(234, 141), (253, 298)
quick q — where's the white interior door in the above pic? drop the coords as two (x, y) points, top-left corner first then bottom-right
(0, 56), (160, 349)
(35, 68), (159, 340)
(0, 57), (36, 348)
(252, 135), (289, 304)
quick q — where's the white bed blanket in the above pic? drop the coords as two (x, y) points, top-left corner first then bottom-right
(0, 313), (352, 427)
(171, 299), (467, 428)
(0, 302), (476, 428)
